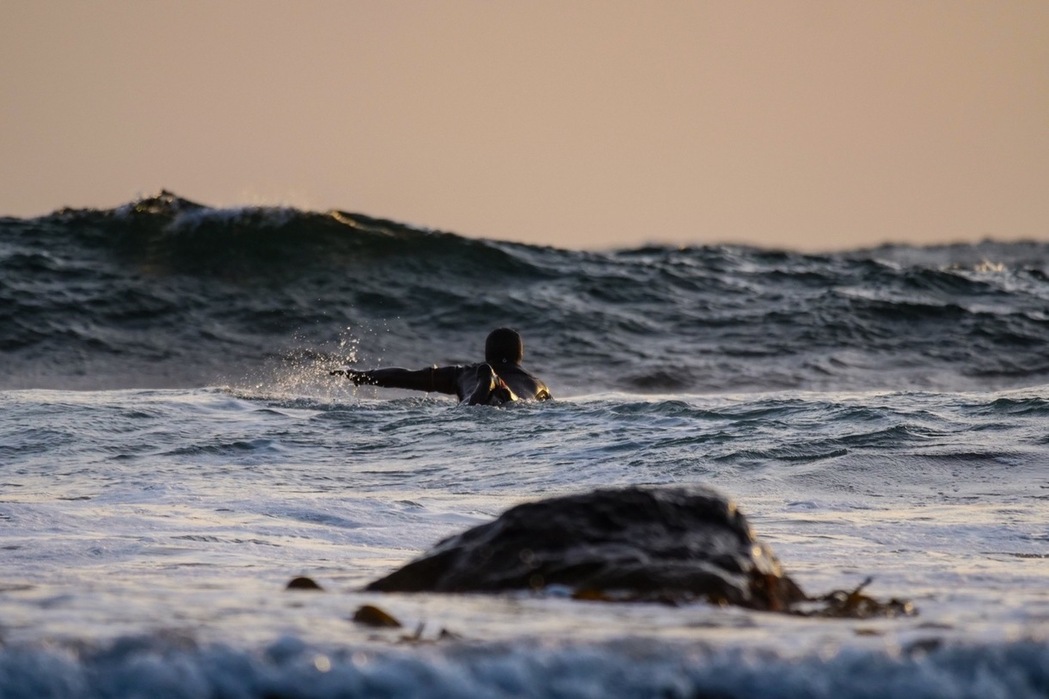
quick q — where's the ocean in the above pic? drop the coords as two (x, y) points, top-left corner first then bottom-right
(2, 191), (1048, 697)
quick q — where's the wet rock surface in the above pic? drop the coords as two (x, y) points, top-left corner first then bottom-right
(366, 485), (806, 611)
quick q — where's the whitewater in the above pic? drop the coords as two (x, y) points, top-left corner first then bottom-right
(1, 192), (1048, 697)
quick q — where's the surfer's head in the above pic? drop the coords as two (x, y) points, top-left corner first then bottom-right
(485, 328), (523, 365)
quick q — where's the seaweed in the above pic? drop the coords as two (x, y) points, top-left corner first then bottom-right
(794, 577), (917, 619)
(571, 576), (916, 619)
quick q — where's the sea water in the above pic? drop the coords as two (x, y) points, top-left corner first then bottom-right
(1, 193), (1048, 697)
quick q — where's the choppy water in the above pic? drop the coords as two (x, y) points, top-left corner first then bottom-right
(2, 193), (1048, 697)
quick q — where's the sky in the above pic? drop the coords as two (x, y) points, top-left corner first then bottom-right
(2, 1), (1047, 251)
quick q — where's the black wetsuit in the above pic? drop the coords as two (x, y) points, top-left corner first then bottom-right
(335, 362), (551, 405)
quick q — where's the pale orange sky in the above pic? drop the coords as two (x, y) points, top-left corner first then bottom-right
(2, 1), (1047, 250)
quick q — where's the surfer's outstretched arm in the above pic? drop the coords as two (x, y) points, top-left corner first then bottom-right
(331, 366), (459, 395)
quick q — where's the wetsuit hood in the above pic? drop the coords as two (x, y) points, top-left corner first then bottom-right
(485, 328), (523, 365)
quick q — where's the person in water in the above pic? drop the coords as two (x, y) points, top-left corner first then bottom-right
(331, 328), (552, 406)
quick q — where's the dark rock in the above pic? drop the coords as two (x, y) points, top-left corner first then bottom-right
(286, 576), (324, 591)
(365, 485), (806, 611)
(352, 604), (402, 628)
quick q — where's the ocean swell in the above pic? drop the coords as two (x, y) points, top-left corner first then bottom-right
(3, 192), (1048, 393)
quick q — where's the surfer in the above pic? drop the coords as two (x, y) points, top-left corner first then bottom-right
(331, 328), (552, 406)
